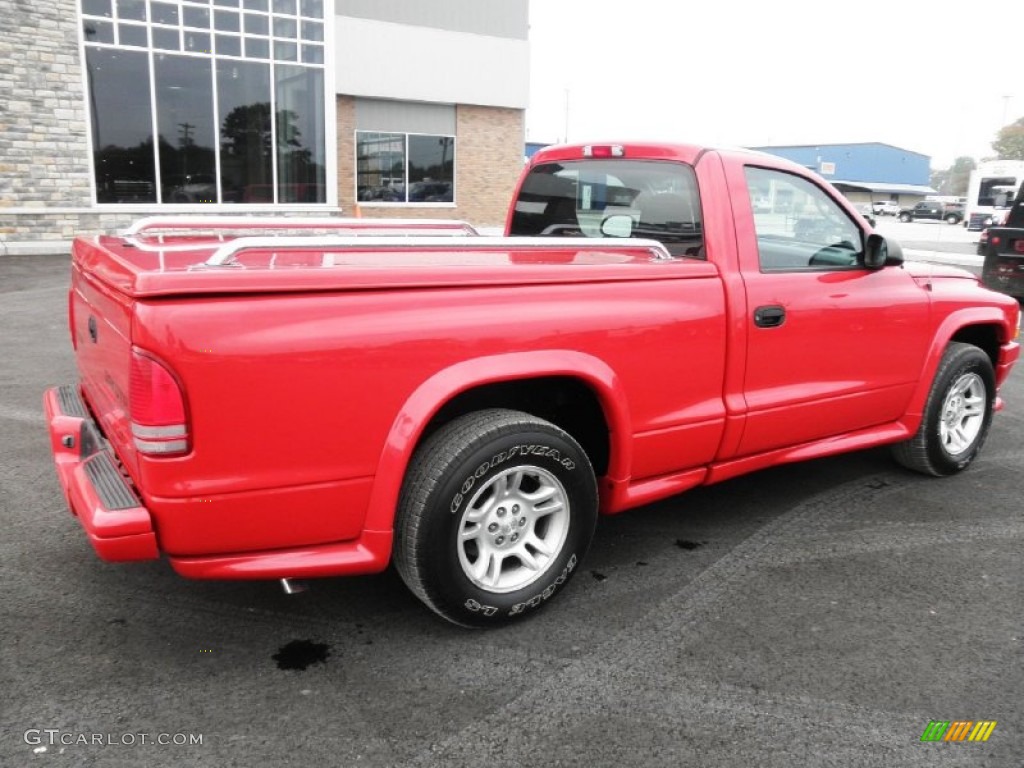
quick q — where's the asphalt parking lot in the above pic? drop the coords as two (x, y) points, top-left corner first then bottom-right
(2, 253), (1023, 767)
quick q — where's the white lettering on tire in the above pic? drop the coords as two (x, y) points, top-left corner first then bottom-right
(450, 445), (576, 514)
(507, 554), (577, 617)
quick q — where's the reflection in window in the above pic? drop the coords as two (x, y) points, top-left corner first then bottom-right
(184, 31), (211, 53)
(217, 60), (273, 203)
(275, 65), (325, 202)
(82, 0), (112, 17)
(150, 1), (178, 25)
(155, 54), (216, 203)
(356, 132), (455, 204)
(86, 48), (157, 203)
(183, 6), (210, 28)
(215, 34), (241, 56)
(117, 0), (146, 21)
(153, 27), (180, 50)
(119, 23), (148, 47)
(745, 167), (862, 270)
(408, 136), (454, 202)
(274, 40), (297, 61)
(300, 0), (322, 18)
(83, 19), (114, 44)
(214, 9), (241, 31)
(244, 13), (269, 34)
(356, 133), (405, 202)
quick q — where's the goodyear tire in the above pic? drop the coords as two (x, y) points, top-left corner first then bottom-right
(393, 409), (598, 627)
(891, 342), (995, 476)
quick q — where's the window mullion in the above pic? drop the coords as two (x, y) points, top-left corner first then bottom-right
(147, 48), (163, 202)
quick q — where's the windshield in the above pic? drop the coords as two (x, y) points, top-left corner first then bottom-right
(509, 159), (704, 258)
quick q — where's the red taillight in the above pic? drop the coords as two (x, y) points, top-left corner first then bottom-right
(130, 348), (189, 456)
(991, 235), (1001, 246)
(582, 145), (625, 158)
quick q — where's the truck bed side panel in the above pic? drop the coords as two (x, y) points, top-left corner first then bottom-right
(131, 274), (728, 556)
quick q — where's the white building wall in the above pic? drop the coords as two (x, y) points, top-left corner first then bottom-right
(334, 17), (529, 109)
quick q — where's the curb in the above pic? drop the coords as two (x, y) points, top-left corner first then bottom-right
(903, 248), (982, 268)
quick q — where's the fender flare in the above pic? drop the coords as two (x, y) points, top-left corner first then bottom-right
(362, 350), (633, 532)
(899, 307), (1011, 432)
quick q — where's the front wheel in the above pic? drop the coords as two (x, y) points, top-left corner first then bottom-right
(891, 342), (995, 476)
(393, 409), (598, 626)
(946, 214), (960, 225)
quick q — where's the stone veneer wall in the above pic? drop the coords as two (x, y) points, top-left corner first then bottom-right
(0, 0), (97, 247)
(336, 96), (525, 229)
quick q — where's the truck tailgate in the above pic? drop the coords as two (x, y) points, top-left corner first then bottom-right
(70, 261), (139, 480)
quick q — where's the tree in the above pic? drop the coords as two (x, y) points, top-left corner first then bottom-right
(992, 117), (1024, 160)
(930, 156), (975, 197)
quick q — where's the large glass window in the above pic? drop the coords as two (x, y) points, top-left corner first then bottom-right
(86, 48), (157, 203)
(155, 54), (216, 203)
(217, 60), (273, 202)
(81, 0), (327, 205)
(275, 65), (325, 202)
(356, 132), (455, 204)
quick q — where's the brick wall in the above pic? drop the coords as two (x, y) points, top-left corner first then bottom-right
(455, 105), (525, 228)
(337, 97), (524, 229)
(0, 0), (93, 243)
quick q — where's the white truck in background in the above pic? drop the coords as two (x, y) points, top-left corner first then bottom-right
(965, 160), (1024, 231)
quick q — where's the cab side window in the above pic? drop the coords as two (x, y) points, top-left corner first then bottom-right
(745, 167), (863, 271)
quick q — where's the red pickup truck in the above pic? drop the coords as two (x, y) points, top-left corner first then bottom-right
(45, 142), (1020, 626)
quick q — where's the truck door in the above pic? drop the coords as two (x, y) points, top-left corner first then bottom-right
(729, 166), (931, 457)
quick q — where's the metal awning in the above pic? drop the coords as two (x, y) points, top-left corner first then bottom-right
(829, 180), (937, 196)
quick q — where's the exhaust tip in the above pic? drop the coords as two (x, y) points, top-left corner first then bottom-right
(280, 578), (309, 595)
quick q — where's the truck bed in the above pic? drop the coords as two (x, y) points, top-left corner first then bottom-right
(77, 231), (714, 298)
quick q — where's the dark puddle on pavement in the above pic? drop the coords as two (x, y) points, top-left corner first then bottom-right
(675, 539), (705, 550)
(273, 639), (332, 671)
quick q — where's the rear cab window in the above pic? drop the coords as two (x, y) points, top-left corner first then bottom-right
(509, 159), (704, 258)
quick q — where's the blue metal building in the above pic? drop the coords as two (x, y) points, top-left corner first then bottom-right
(748, 142), (936, 204)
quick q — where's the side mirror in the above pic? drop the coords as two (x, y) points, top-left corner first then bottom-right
(601, 214), (634, 238)
(864, 233), (904, 269)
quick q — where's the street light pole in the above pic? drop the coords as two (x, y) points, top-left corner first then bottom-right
(563, 89), (570, 144)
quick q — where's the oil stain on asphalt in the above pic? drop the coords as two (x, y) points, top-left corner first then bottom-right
(273, 640), (332, 671)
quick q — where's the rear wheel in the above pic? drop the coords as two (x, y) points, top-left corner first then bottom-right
(899, 213), (912, 222)
(945, 214), (960, 225)
(891, 342), (995, 476)
(393, 409), (598, 626)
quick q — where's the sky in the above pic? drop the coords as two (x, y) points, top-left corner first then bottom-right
(525, 0), (1022, 170)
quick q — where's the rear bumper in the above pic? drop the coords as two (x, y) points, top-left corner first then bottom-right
(44, 385), (159, 561)
(45, 384), (393, 578)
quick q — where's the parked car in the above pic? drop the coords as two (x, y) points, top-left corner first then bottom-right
(872, 200), (900, 216)
(898, 201), (964, 224)
(853, 203), (876, 227)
